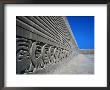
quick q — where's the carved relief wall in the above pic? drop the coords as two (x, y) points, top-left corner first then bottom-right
(16, 16), (79, 74)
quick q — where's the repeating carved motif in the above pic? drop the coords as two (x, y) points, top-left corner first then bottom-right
(16, 37), (71, 74)
(16, 16), (79, 74)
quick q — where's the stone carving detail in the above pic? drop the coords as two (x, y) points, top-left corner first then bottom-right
(16, 37), (32, 74)
(16, 37), (70, 74)
(16, 16), (79, 74)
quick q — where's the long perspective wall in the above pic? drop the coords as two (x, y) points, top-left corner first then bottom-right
(16, 16), (79, 74)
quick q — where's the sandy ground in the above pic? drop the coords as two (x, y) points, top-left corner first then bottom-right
(32, 53), (94, 74)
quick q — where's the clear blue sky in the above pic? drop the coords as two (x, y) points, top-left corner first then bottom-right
(67, 16), (94, 49)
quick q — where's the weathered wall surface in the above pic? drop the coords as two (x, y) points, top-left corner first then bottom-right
(16, 16), (79, 74)
(16, 16), (94, 74)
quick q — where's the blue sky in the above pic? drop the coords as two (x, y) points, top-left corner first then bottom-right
(67, 16), (94, 49)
